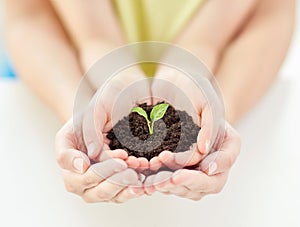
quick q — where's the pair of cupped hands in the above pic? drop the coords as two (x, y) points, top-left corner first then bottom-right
(55, 67), (241, 203)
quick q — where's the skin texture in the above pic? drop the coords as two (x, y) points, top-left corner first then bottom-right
(4, 0), (295, 202)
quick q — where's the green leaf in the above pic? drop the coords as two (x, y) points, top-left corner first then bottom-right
(132, 107), (152, 134)
(150, 103), (169, 122)
(132, 104), (169, 135)
(132, 107), (150, 122)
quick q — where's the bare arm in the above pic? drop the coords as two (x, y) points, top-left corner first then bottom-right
(49, 0), (124, 72)
(4, 0), (124, 122)
(4, 0), (91, 121)
(176, 0), (295, 123)
(215, 0), (295, 123)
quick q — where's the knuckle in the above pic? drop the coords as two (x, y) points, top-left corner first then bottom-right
(83, 175), (96, 188)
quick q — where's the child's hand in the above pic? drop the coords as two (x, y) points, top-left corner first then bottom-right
(150, 67), (225, 170)
(144, 123), (241, 200)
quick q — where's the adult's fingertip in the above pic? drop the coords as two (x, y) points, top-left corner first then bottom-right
(208, 162), (217, 175)
(72, 154), (90, 174)
(87, 143), (98, 159)
(199, 152), (218, 174)
(205, 140), (211, 154)
(197, 136), (209, 155)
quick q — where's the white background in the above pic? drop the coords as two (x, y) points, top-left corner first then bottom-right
(0, 2), (300, 227)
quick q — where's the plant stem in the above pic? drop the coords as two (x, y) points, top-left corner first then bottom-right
(148, 121), (153, 135)
(150, 121), (155, 135)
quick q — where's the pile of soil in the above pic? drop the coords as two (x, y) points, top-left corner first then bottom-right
(107, 102), (200, 160)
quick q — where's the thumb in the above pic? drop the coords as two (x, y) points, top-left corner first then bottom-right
(82, 96), (106, 160)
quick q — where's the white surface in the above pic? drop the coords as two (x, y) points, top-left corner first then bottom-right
(1, 3), (300, 227)
(0, 78), (300, 227)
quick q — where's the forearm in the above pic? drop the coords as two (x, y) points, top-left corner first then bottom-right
(5, 0), (92, 122)
(215, 0), (295, 123)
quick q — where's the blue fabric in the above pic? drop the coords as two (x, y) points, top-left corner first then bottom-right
(0, 52), (16, 79)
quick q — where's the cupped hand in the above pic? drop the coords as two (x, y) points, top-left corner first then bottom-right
(55, 67), (151, 203)
(144, 122), (241, 201)
(79, 66), (155, 170)
(150, 66), (225, 170)
(56, 120), (145, 203)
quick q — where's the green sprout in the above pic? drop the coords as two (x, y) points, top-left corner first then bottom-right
(131, 103), (169, 135)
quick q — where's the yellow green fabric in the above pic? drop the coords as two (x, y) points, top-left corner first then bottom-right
(113, 0), (205, 76)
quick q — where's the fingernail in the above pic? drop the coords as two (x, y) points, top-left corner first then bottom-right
(208, 162), (217, 175)
(205, 140), (211, 154)
(129, 188), (137, 195)
(73, 158), (83, 173)
(87, 143), (97, 158)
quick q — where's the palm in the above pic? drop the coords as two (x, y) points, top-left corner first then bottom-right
(150, 66), (224, 169)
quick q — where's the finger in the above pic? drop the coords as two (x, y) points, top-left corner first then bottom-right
(55, 121), (90, 173)
(136, 157), (150, 172)
(82, 169), (139, 203)
(102, 143), (110, 151)
(144, 174), (156, 195)
(98, 149), (128, 162)
(82, 97), (107, 160)
(158, 151), (182, 170)
(57, 149), (90, 174)
(172, 169), (226, 193)
(200, 124), (241, 175)
(172, 144), (204, 167)
(151, 71), (177, 104)
(112, 181), (144, 204)
(82, 159), (127, 189)
(154, 177), (189, 196)
(62, 170), (85, 195)
(197, 102), (213, 155)
(152, 171), (173, 189)
(149, 156), (163, 171)
(181, 191), (205, 201)
(126, 156), (140, 169)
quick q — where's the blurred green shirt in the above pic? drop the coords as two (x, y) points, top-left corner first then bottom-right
(113, 0), (205, 76)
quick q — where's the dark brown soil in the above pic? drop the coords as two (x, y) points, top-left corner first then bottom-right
(107, 102), (200, 161)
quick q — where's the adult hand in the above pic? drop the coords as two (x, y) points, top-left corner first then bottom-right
(55, 68), (150, 203)
(56, 120), (144, 203)
(144, 123), (241, 200)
